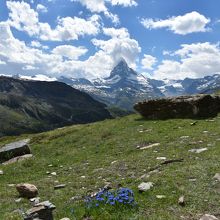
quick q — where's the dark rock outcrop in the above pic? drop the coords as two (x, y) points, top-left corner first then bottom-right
(0, 139), (31, 163)
(134, 95), (220, 119)
(24, 201), (56, 220)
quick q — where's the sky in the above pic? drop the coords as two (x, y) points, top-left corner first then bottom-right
(0, 0), (220, 80)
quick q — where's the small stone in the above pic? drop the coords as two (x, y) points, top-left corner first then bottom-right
(48, 164), (53, 167)
(178, 196), (185, 206)
(138, 143), (160, 150)
(30, 197), (40, 206)
(156, 195), (166, 199)
(180, 136), (190, 139)
(139, 174), (150, 180)
(138, 182), (153, 192)
(46, 171), (50, 174)
(8, 184), (15, 187)
(199, 214), (218, 220)
(16, 183), (38, 198)
(15, 198), (22, 203)
(214, 173), (220, 182)
(111, 161), (117, 164)
(0, 170), (3, 175)
(51, 172), (57, 176)
(156, 157), (167, 160)
(81, 176), (86, 178)
(54, 184), (66, 190)
(60, 218), (70, 220)
(190, 121), (197, 126)
(189, 148), (208, 153)
(203, 131), (209, 134)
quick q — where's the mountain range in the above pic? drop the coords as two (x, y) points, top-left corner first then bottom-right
(0, 77), (111, 137)
(58, 60), (220, 110)
(4, 59), (220, 111)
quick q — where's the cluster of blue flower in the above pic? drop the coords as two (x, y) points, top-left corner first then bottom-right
(85, 188), (137, 208)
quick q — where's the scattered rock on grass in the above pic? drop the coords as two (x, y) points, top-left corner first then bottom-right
(60, 218), (70, 220)
(178, 196), (185, 206)
(199, 214), (218, 220)
(24, 201), (56, 220)
(3, 154), (33, 165)
(214, 173), (220, 182)
(138, 182), (153, 192)
(0, 139), (31, 163)
(138, 143), (160, 150)
(16, 183), (38, 199)
(51, 172), (57, 176)
(156, 157), (167, 160)
(156, 195), (166, 199)
(189, 148), (208, 154)
(30, 197), (40, 206)
(54, 184), (66, 190)
(0, 170), (3, 175)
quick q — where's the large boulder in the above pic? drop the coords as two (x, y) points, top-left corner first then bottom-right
(16, 183), (38, 198)
(0, 139), (31, 163)
(134, 95), (220, 119)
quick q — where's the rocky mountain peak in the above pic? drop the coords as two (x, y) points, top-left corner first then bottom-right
(109, 59), (137, 79)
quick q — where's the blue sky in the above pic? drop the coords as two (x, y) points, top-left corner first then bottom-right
(0, 0), (220, 80)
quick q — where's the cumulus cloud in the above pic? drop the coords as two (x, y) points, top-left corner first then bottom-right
(109, 0), (137, 7)
(153, 42), (220, 79)
(0, 22), (140, 79)
(36, 4), (48, 13)
(6, 1), (101, 41)
(73, 0), (137, 24)
(52, 45), (88, 60)
(141, 11), (210, 35)
(141, 54), (157, 70)
(103, 27), (130, 38)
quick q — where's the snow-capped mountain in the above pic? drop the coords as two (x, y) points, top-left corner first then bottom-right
(7, 60), (220, 110)
(58, 60), (220, 110)
(59, 60), (163, 110)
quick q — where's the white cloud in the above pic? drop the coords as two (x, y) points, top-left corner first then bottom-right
(109, 0), (137, 7)
(0, 22), (62, 75)
(141, 54), (157, 70)
(0, 21), (141, 79)
(52, 45), (88, 60)
(6, 1), (101, 41)
(36, 4), (48, 13)
(141, 11), (210, 35)
(72, 0), (137, 24)
(103, 27), (130, 38)
(92, 28), (141, 70)
(153, 42), (220, 79)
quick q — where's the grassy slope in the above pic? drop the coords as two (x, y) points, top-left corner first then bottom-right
(0, 114), (220, 219)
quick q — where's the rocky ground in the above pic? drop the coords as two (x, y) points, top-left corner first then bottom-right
(0, 114), (220, 219)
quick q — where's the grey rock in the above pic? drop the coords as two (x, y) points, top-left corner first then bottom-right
(178, 196), (185, 206)
(30, 197), (40, 206)
(3, 154), (33, 165)
(0, 170), (3, 175)
(54, 184), (66, 190)
(0, 139), (31, 163)
(24, 201), (56, 220)
(214, 173), (220, 182)
(199, 214), (218, 220)
(60, 218), (70, 220)
(134, 95), (220, 119)
(138, 182), (153, 192)
(189, 148), (208, 154)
